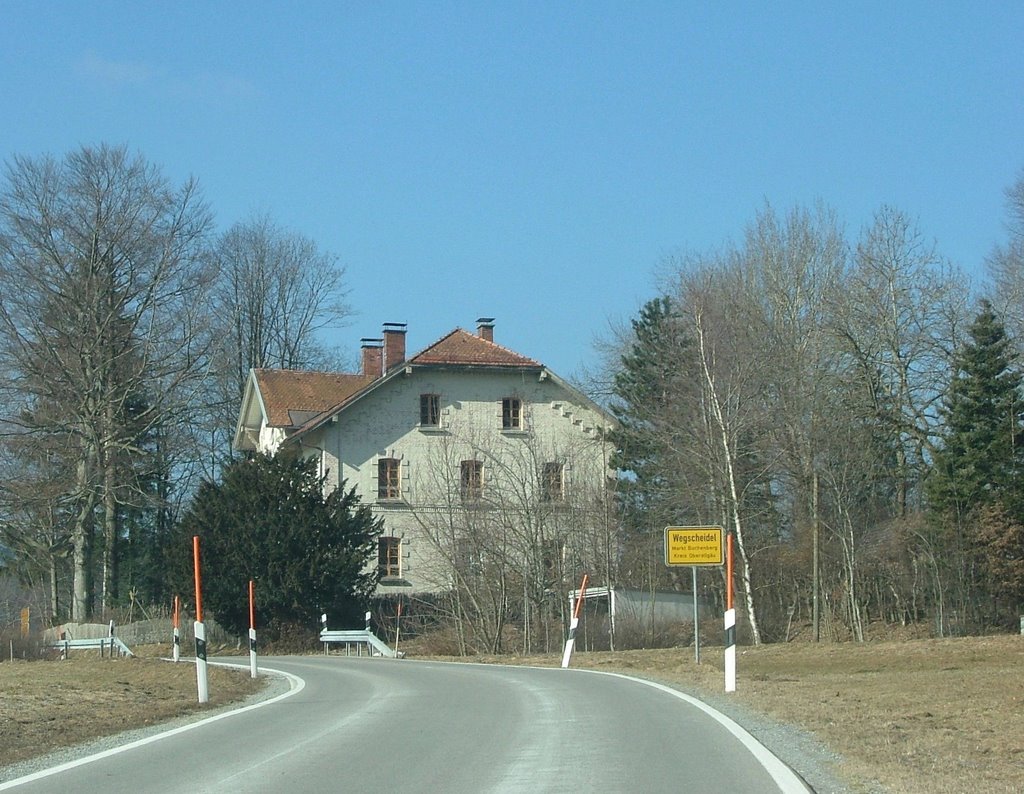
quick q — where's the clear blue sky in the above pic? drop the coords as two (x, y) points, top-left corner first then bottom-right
(2, 3), (1021, 379)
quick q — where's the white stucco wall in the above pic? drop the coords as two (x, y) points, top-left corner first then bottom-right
(300, 367), (613, 594)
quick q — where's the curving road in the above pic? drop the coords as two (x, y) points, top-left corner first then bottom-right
(2, 656), (810, 793)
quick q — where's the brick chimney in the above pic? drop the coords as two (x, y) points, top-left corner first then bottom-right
(383, 322), (407, 372)
(361, 338), (383, 378)
(476, 317), (495, 343)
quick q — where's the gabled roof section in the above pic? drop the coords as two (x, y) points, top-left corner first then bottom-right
(253, 368), (374, 427)
(409, 328), (541, 368)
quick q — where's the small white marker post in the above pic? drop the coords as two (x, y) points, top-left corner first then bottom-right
(248, 579), (258, 679)
(193, 536), (209, 704)
(172, 595), (181, 663)
(561, 573), (589, 668)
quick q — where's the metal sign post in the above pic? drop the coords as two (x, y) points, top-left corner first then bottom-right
(692, 566), (700, 664)
(664, 526), (726, 678)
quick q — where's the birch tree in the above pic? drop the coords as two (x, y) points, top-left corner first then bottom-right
(679, 262), (769, 645)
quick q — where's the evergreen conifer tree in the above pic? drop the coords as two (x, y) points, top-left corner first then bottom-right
(172, 454), (381, 637)
(927, 300), (1024, 518)
(609, 297), (698, 533)
(926, 300), (1024, 628)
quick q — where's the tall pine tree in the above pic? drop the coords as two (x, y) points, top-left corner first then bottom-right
(609, 297), (698, 534)
(926, 300), (1024, 629)
(927, 300), (1024, 517)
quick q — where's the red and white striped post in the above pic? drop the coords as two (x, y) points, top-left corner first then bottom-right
(561, 573), (589, 668)
(724, 532), (736, 693)
(193, 536), (209, 704)
(248, 579), (258, 679)
(172, 595), (181, 663)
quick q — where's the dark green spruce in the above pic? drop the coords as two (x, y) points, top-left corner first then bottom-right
(171, 454), (382, 638)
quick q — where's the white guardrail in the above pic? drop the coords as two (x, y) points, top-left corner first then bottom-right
(48, 635), (134, 658)
(319, 629), (401, 658)
(45, 620), (134, 658)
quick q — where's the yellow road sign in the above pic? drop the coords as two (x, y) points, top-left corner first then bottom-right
(664, 526), (725, 566)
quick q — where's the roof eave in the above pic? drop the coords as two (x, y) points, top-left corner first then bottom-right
(232, 369), (269, 451)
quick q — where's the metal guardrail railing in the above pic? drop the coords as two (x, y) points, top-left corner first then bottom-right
(319, 629), (401, 658)
(47, 636), (134, 658)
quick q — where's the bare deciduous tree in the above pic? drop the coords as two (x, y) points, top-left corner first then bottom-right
(987, 169), (1024, 344)
(407, 415), (615, 654)
(831, 206), (967, 514)
(213, 214), (352, 394)
(198, 215), (354, 477)
(0, 144), (215, 620)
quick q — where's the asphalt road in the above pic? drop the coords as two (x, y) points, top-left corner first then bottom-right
(2, 655), (810, 793)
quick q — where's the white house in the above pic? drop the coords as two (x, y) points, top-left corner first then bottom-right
(233, 319), (616, 598)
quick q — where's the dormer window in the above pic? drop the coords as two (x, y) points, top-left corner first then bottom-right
(420, 393), (440, 427)
(502, 397), (523, 430)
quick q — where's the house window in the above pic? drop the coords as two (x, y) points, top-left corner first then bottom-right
(456, 538), (484, 577)
(420, 393), (440, 426)
(379, 536), (401, 578)
(460, 460), (483, 501)
(541, 538), (564, 584)
(378, 458), (401, 500)
(541, 462), (564, 501)
(502, 397), (523, 430)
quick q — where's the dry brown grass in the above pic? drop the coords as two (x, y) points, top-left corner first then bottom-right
(439, 635), (1024, 794)
(716, 637), (1024, 794)
(0, 646), (262, 768)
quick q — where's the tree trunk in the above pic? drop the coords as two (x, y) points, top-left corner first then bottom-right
(695, 309), (763, 645)
(812, 471), (820, 642)
(841, 509), (864, 641)
(102, 449), (119, 612)
(72, 453), (101, 622)
(49, 555), (59, 622)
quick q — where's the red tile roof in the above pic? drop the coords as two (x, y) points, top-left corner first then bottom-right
(252, 330), (542, 432)
(410, 328), (541, 368)
(253, 369), (374, 427)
